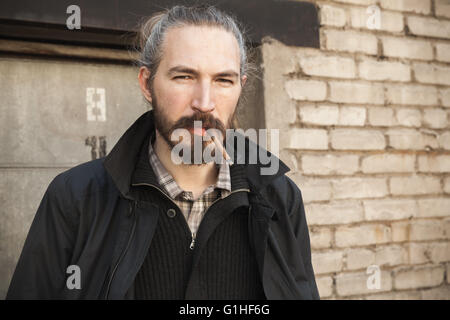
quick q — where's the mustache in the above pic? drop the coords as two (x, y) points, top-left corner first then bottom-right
(171, 112), (227, 134)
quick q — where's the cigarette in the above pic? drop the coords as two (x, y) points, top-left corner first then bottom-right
(206, 132), (232, 164)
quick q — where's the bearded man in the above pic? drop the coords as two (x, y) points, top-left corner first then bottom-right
(7, 5), (319, 300)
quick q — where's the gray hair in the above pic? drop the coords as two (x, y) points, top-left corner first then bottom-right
(136, 5), (250, 85)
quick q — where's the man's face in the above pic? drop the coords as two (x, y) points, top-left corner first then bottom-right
(146, 25), (246, 158)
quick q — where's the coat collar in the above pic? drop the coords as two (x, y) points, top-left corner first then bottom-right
(103, 110), (290, 200)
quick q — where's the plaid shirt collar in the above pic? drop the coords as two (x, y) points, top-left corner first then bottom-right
(148, 136), (232, 200)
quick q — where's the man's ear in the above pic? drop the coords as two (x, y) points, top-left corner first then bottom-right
(240, 75), (247, 88)
(138, 66), (152, 103)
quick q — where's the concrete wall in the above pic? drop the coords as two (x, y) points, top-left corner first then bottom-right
(262, 0), (450, 299)
(0, 54), (148, 298)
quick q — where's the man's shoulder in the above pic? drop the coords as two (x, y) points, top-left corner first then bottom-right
(48, 158), (115, 201)
(257, 173), (304, 217)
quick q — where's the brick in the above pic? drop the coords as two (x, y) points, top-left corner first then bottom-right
(441, 88), (450, 108)
(288, 173), (332, 203)
(338, 107), (366, 126)
(439, 132), (450, 150)
(381, 37), (433, 61)
(436, 0), (450, 19)
(448, 263), (450, 284)
(285, 79), (327, 101)
(445, 177), (450, 193)
(386, 129), (438, 150)
(333, 177), (388, 199)
(336, 270), (392, 296)
(380, 0), (431, 14)
(334, 0), (376, 5)
(361, 154), (415, 173)
(324, 29), (378, 55)
(390, 175), (441, 195)
(417, 198), (450, 218)
(429, 242), (450, 263)
(436, 43), (450, 63)
(396, 108), (421, 127)
(363, 199), (417, 221)
(444, 218), (450, 239)
(285, 128), (328, 150)
(418, 155), (450, 173)
(385, 84), (438, 106)
(366, 291), (422, 300)
(407, 243), (430, 264)
(331, 129), (386, 150)
(423, 108), (448, 129)
(407, 16), (450, 39)
(368, 107), (396, 126)
(346, 248), (375, 270)
(329, 81), (384, 104)
(350, 7), (404, 33)
(394, 266), (444, 290)
(309, 227), (332, 249)
(421, 286), (450, 300)
(305, 201), (364, 225)
(315, 276), (333, 298)
(375, 245), (408, 267)
(302, 154), (359, 175)
(392, 220), (446, 242)
(414, 63), (450, 86)
(299, 55), (356, 79)
(359, 59), (410, 82)
(320, 5), (347, 27)
(299, 105), (339, 125)
(335, 224), (391, 247)
(279, 149), (298, 172)
(312, 251), (344, 274)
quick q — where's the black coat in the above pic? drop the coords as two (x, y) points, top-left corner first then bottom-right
(6, 110), (320, 300)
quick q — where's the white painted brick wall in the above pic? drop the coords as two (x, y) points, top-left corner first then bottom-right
(285, 128), (328, 150)
(407, 16), (450, 39)
(350, 7), (404, 33)
(381, 37), (433, 61)
(324, 29), (378, 55)
(261, 0), (450, 299)
(396, 108), (422, 127)
(394, 266), (445, 290)
(335, 224), (391, 247)
(359, 59), (410, 82)
(329, 81), (384, 104)
(302, 154), (359, 175)
(333, 177), (388, 199)
(331, 129), (385, 150)
(363, 199), (417, 221)
(361, 154), (415, 173)
(389, 175), (441, 195)
(436, 0), (450, 19)
(379, 0), (431, 14)
(306, 200), (364, 225)
(336, 270), (392, 296)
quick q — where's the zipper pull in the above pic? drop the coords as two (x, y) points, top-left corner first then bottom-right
(190, 233), (196, 250)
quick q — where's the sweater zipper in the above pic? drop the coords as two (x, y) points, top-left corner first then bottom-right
(105, 200), (138, 299)
(132, 182), (250, 250)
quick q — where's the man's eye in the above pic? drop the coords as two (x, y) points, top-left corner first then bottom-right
(217, 78), (233, 84)
(174, 76), (192, 80)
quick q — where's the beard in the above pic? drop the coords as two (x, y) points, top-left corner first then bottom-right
(151, 91), (237, 166)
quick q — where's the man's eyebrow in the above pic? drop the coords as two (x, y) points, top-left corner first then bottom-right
(167, 65), (239, 78)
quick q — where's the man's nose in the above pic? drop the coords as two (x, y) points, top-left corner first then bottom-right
(191, 81), (215, 112)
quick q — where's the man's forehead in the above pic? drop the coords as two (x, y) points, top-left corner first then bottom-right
(160, 25), (241, 73)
